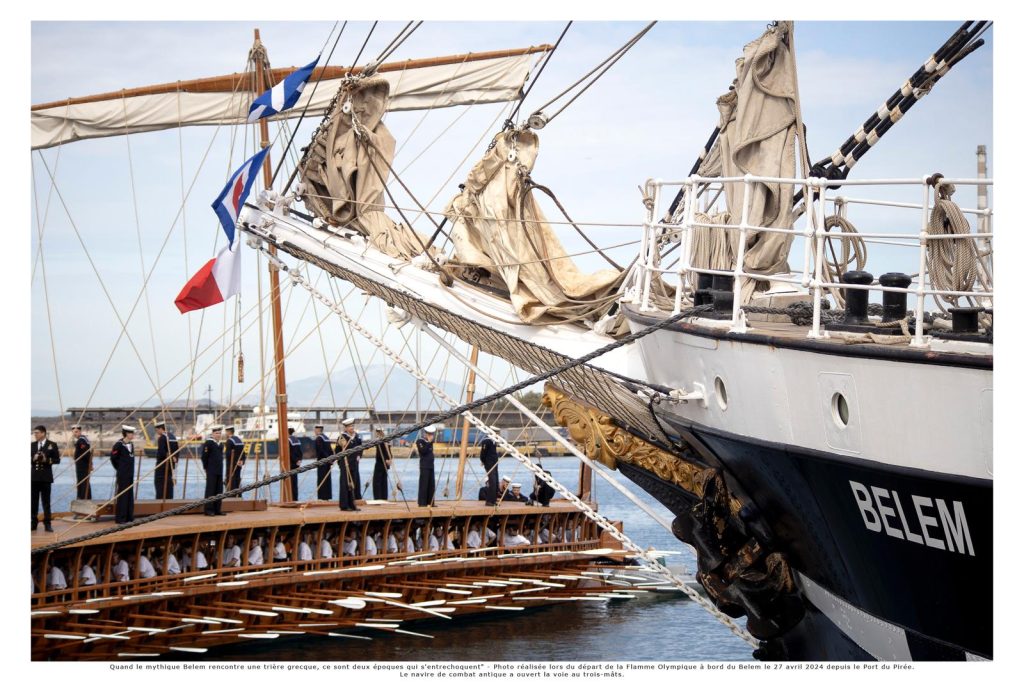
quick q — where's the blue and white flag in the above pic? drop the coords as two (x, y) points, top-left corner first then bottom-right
(176, 146), (270, 313)
(210, 146), (271, 244)
(247, 57), (320, 123)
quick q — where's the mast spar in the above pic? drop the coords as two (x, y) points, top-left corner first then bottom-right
(252, 29), (293, 503)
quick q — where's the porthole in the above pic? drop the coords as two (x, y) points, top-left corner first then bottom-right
(714, 376), (728, 410)
(831, 392), (850, 428)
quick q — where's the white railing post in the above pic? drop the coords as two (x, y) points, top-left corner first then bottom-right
(800, 179), (815, 288)
(913, 179), (931, 347)
(809, 179), (827, 338)
(674, 180), (694, 314)
(631, 180), (655, 305)
(731, 175), (752, 330)
(639, 181), (662, 312)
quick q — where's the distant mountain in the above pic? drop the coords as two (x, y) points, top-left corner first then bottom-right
(133, 365), (468, 411)
(285, 364), (465, 410)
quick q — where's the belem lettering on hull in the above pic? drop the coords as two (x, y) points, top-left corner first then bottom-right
(849, 480), (975, 556)
(657, 418), (992, 660)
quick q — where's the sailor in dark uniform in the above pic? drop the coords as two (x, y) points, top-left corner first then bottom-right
(508, 482), (530, 503)
(336, 419), (360, 511)
(339, 418), (362, 500)
(287, 427), (302, 501)
(313, 425), (333, 500)
(31, 425), (61, 531)
(479, 435), (499, 506)
(372, 426), (392, 501)
(224, 426), (246, 497)
(201, 425), (226, 516)
(109, 426), (137, 524)
(416, 425), (437, 507)
(153, 421), (179, 499)
(71, 424), (92, 500)
(530, 468), (556, 506)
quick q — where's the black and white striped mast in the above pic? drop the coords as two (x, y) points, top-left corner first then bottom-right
(663, 21), (991, 219)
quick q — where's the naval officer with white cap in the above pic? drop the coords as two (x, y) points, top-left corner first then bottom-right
(337, 418), (361, 506)
(201, 425), (226, 516)
(313, 424), (333, 500)
(371, 426), (393, 500)
(416, 425), (437, 507)
(109, 425), (137, 523)
(153, 421), (179, 499)
(71, 424), (92, 501)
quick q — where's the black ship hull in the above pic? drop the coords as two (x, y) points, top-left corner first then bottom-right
(619, 418), (992, 661)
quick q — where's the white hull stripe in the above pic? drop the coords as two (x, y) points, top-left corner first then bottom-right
(798, 573), (912, 661)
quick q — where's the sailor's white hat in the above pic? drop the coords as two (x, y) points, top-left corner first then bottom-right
(423, 425), (437, 434)
(154, 421), (166, 428)
(501, 475), (512, 483)
(210, 424), (224, 431)
(314, 424), (325, 429)
(342, 418), (355, 426)
(511, 481), (522, 488)
(121, 425), (136, 433)
(71, 424), (83, 430)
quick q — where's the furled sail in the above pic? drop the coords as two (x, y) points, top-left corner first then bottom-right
(697, 21), (800, 300)
(445, 129), (624, 328)
(31, 47), (550, 150)
(298, 77), (428, 260)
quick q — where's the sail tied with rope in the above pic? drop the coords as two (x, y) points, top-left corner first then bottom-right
(696, 21), (800, 302)
(299, 77), (430, 260)
(445, 129), (625, 329)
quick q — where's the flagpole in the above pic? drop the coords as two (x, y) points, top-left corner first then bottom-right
(252, 28), (294, 503)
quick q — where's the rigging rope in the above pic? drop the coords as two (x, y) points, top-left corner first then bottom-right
(364, 21), (423, 76)
(38, 53), (253, 434)
(31, 104), (70, 285)
(299, 190), (642, 229)
(177, 88), (197, 443)
(37, 153), (178, 427)
(530, 22), (656, 126)
(349, 21), (378, 73)
(32, 258), (692, 556)
(282, 261), (756, 647)
(506, 21), (572, 126)
(48, 287), (285, 532)
(51, 275), (356, 540)
(122, 95), (165, 414)
(30, 156), (70, 448)
(525, 181), (624, 271)
(271, 21), (346, 186)
(37, 257), (757, 647)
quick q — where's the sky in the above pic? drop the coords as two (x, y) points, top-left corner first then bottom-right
(28, 19), (994, 416)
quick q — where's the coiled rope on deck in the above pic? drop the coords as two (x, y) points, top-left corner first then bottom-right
(927, 182), (977, 304)
(822, 212), (867, 308)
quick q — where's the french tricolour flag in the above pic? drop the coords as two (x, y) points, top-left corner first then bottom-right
(247, 56), (320, 123)
(175, 147), (270, 314)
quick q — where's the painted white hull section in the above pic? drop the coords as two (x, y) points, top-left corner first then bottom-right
(626, 318), (992, 480)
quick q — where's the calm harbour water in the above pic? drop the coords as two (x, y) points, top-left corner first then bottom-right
(47, 453), (752, 661)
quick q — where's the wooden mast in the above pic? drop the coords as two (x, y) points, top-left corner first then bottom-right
(252, 29), (293, 503)
(453, 346), (480, 500)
